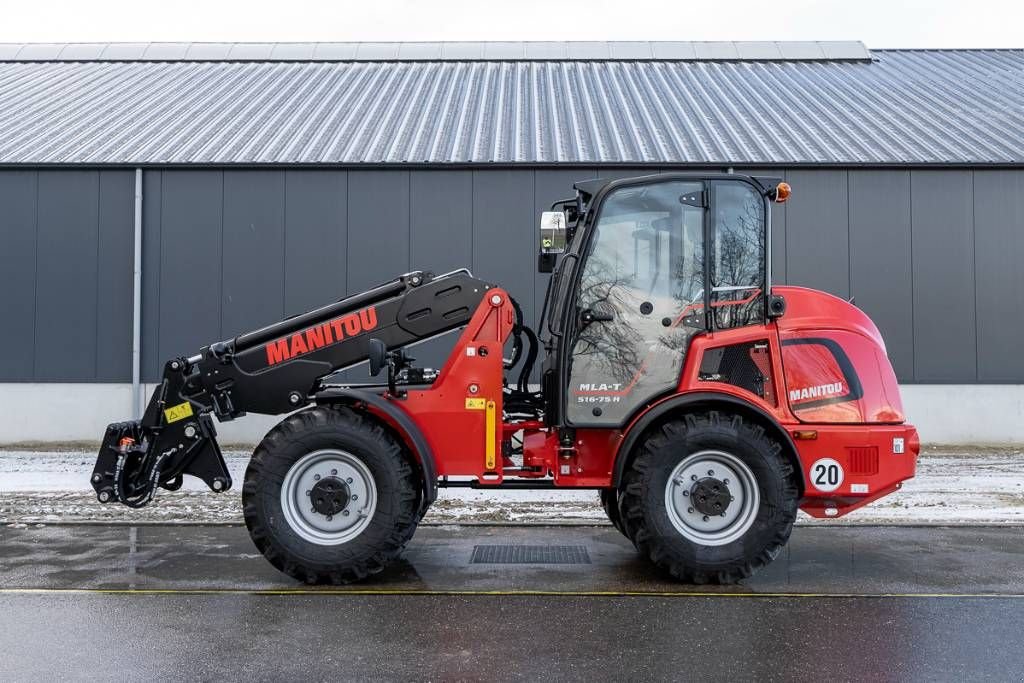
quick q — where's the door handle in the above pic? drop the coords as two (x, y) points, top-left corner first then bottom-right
(580, 308), (614, 324)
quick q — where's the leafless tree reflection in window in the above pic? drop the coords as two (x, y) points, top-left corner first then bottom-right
(711, 183), (765, 330)
(568, 181), (706, 424)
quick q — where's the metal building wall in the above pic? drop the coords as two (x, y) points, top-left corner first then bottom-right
(0, 169), (135, 381)
(1, 167), (1022, 385)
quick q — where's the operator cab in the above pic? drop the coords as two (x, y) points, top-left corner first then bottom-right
(537, 173), (788, 429)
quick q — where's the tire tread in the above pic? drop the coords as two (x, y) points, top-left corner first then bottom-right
(242, 405), (419, 585)
(618, 410), (798, 584)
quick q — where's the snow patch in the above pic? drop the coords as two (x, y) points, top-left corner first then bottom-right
(1, 448), (1022, 525)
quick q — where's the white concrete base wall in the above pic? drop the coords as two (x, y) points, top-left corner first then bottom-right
(899, 385), (1024, 444)
(0, 383), (288, 445)
(0, 383), (135, 443)
(0, 383), (1022, 445)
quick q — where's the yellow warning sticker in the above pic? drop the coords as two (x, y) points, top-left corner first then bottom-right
(164, 402), (194, 424)
(465, 397), (486, 410)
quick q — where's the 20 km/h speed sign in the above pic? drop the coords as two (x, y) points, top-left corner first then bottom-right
(809, 458), (844, 493)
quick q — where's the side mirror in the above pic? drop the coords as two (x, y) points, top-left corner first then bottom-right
(367, 338), (387, 377)
(539, 211), (567, 255)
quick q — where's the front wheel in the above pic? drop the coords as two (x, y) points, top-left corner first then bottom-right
(619, 411), (798, 584)
(243, 406), (420, 584)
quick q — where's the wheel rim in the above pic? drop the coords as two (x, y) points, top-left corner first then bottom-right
(280, 449), (377, 546)
(664, 449), (759, 547)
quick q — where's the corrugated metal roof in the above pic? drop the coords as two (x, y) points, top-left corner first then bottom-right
(0, 49), (1022, 165)
(0, 41), (872, 62)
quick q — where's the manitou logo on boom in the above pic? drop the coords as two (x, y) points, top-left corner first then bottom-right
(789, 382), (845, 402)
(265, 307), (379, 366)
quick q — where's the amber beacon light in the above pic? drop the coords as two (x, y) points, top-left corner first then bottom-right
(773, 181), (792, 203)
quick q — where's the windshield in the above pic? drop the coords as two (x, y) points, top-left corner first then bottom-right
(566, 180), (705, 426)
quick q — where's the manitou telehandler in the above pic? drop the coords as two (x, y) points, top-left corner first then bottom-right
(92, 173), (919, 584)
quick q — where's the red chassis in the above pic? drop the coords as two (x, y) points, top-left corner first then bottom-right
(359, 285), (919, 519)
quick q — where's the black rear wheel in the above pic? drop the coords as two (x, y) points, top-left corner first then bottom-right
(243, 405), (419, 584)
(619, 411), (798, 583)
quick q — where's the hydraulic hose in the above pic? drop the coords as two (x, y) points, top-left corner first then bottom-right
(114, 448), (172, 509)
(504, 298), (542, 417)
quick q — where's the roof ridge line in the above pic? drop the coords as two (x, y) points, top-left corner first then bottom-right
(0, 40), (873, 63)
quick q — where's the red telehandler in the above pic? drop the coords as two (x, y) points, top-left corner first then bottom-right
(92, 173), (918, 584)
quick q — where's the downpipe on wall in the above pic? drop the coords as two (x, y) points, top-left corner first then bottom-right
(132, 168), (143, 419)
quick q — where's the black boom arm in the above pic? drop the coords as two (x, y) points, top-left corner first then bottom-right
(91, 270), (490, 507)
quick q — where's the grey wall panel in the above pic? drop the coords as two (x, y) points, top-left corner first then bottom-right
(157, 171), (223, 365)
(34, 171), (99, 380)
(849, 170), (914, 381)
(525, 169), (601, 382)
(0, 171), (37, 380)
(594, 167), (661, 181)
(342, 171), (410, 381)
(911, 170), (976, 382)
(409, 170), (473, 369)
(973, 170), (1024, 382)
(3, 166), (1020, 386)
(347, 171), (409, 292)
(472, 170), (535, 321)
(410, 171), (473, 274)
(95, 171), (134, 380)
(737, 168), (788, 283)
(471, 170), (535, 380)
(284, 170), (347, 316)
(785, 169), (849, 298)
(141, 171), (163, 381)
(532, 168), (599, 333)
(221, 171), (286, 337)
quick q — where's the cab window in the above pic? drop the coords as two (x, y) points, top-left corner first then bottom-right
(710, 181), (765, 329)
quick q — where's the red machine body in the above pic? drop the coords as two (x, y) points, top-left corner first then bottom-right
(91, 172), (920, 584)
(370, 285), (918, 519)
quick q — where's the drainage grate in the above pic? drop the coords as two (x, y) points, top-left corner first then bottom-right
(470, 544), (591, 565)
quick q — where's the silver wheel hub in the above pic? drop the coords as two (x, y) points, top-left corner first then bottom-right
(280, 449), (377, 546)
(665, 449), (759, 546)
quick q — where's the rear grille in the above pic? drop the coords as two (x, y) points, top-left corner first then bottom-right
(847, 446), (879, 475)
(470, 545), (591, 565)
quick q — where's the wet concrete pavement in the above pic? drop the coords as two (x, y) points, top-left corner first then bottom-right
(2, 524), (1024, 680)
(3, 523), (1024, 594)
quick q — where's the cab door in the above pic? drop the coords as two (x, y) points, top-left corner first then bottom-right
(564, 179), (707, 426)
